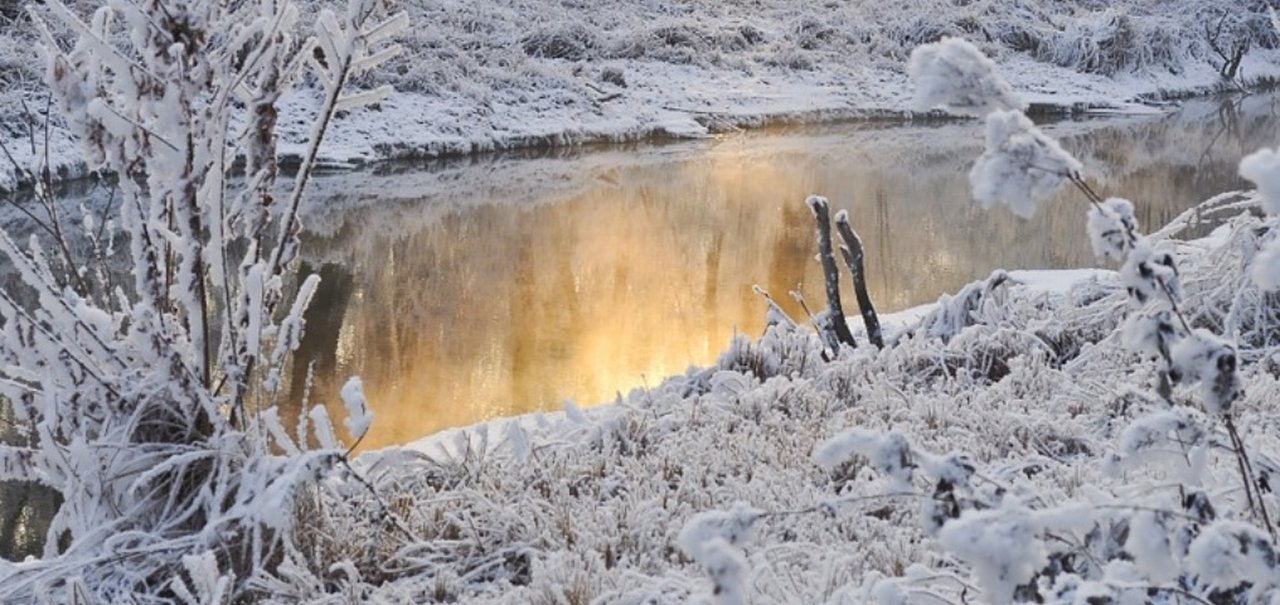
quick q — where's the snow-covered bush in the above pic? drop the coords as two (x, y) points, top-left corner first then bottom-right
(0, 0), (406, 600)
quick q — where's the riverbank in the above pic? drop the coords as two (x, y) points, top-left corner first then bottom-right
(298, 190), (1280, 603)
(3, 0), (1279, 192)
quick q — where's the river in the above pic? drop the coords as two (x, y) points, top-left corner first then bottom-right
(288, 92), (1278, 449)
(0, 91), (1275, 560)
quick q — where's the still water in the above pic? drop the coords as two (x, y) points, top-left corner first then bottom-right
(289, 93), (1279, 450)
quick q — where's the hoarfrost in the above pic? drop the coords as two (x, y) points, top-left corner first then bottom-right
(1253, 237), (1280, 291)
(1086, 197), (1137, 262)
(907, 37), (1025, 118)
(969, 110), (1083, 218)
(341, 376), (373, 439)
(1240, 146), (1280, 215)
(1169, 329), (1240, 416)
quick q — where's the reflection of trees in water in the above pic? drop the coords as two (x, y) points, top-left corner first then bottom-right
(0, 402), (60, 561)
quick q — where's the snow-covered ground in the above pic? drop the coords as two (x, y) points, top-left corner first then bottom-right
(3, 0), (1279, 192)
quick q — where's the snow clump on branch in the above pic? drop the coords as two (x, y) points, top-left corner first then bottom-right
(1239, 147), (1280, 216)
(1169, 329), (1241, 416)
(907, 37), (1025, 118)
(969, 110), (1083, 218)
(1239, 147), (1280, 290)
(1086, 197), (1137, 262)
(1252, 239), (1280, 291)
(678, 503), (762, 605)
(341, 376), (374, 439)
(1120, 240), (1181, 307)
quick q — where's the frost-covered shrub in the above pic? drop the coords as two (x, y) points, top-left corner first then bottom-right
(773, 33), (1280, 605)
(0, 0), (406, 600)
(1034, 10), (1181, 76)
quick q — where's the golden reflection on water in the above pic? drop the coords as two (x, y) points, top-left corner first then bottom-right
(294, 95), (1278, 449)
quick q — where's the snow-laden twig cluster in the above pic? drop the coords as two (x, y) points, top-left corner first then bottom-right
(910, 38), (1085, 219)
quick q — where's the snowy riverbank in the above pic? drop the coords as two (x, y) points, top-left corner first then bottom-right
(3, 0), (1280, 192)
(305, 193), (1280, 603)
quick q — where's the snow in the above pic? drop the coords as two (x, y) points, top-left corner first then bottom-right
(969, 109), (1084, 218)
(1086, 197), (1137, 263)
(1240, 147), (1280, 216)
(340, 376), (373, 439)
(908, 37), (1026, 117)
(7, 0), (1280, 601)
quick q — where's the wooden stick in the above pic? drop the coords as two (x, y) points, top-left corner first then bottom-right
(805, 196), (857, 350)
(835, 210), (884, 349)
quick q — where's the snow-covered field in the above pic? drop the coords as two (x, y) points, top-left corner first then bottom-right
(3, 0), (1279, 192)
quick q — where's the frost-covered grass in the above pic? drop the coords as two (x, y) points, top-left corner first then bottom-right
(3, 0), (1280, 191)
(248, 189), (1280, 604)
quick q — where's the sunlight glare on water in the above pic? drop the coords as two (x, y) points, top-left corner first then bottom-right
(292, 93), (1278, 449)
